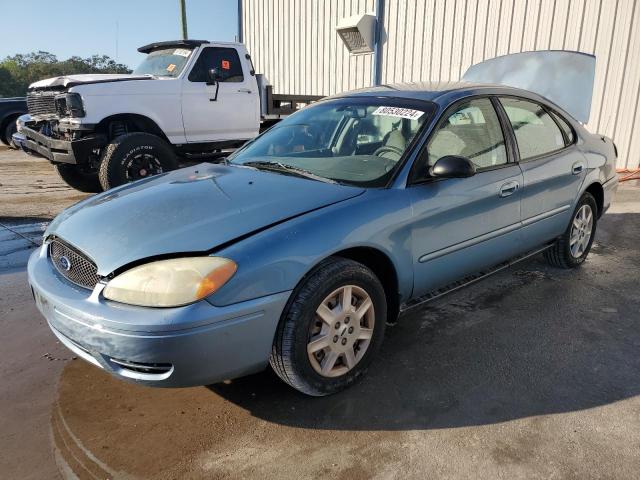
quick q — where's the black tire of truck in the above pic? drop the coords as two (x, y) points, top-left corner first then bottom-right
(3, 118), (18, 148)
(54, 164), (103, 193)
(98, 132), (178, 191)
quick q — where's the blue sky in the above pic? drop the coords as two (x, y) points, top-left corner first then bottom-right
(0, 0), (239, 68)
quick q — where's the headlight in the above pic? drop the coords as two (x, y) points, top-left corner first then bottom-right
(55, 92), (85, 118)
(103, 257), (237, 307)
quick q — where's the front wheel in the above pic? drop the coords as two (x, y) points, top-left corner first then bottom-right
(544, 192), (598, 268)
(98, 132), (178, 191)
(270, 257), (387, 396)
(54, 164), (102, 193)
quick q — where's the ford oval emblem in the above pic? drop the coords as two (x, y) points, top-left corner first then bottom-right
(58, 256), (72, 271)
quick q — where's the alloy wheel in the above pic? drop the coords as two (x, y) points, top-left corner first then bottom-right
(125, 153), (163, 181)
(569, 204), (594, 258)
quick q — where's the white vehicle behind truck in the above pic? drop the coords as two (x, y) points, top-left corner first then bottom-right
(14, 40), (321, 192)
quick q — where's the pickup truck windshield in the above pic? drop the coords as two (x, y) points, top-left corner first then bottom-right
(133, 48), (193, 77)
(230, 99), (434, 187)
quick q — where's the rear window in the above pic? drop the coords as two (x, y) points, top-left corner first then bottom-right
(549, 110), (576, 145)
(188, 47), (244, 83)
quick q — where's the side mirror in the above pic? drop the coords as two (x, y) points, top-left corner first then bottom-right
(206, 67), (221, 85)
(430, 155), (476, 178)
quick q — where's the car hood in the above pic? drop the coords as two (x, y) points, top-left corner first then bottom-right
(29, 74), (153, 90)
(46, 164), (365, 275)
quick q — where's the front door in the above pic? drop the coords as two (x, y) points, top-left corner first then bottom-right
(408, 97), (524, 298)
(181, 46), (259, 143)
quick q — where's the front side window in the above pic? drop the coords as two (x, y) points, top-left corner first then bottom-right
(133, 48), (193, 77)
(499, 97), (565, 160)
(426, 98), (508, 171)
(229, 99), (434, 187)
(188, 47), (244, 82)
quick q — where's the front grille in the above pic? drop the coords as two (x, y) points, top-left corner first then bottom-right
(27, 90), (58, 116)
(49, 239), (99, 290)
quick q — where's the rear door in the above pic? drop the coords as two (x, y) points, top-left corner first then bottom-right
(181, 46), (259, 142)
(408, 97), (524, 298)
(497, 97), (586, 251)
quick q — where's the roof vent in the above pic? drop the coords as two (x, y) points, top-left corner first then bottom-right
(336, 13), (376, 54)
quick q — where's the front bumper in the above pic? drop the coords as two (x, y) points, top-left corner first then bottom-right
(16, 116), (105, 164)
(27, 245), (291, 387)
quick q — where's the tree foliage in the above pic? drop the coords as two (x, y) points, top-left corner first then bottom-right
(0, 51), (131, 97)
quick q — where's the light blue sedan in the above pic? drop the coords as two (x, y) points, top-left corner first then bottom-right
(28, 55), (618, 396)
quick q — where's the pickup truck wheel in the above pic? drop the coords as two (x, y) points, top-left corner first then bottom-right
(270, 257), (387, 396)
(54, 164), (102, 193)
(544, 192), (598, 268)
(98, 132), (178, 190)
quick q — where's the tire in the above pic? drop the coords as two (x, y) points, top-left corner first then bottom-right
(54, 164), (102, 193)
(98, 132), (178, 191)
(3, 118), (18, 148)
(270, 257), (387, 396)
(544, 192), (598, 268)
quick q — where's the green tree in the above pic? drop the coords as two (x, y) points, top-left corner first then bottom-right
(0, 51), (131, 97)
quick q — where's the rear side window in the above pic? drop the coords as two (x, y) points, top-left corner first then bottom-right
(189, 47), (244, 83)
(427, 98), (508, 171)
(549, 110), (575, 145)
(499, 97), (565, 160)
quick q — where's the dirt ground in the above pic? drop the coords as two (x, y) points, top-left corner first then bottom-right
(1, 146), (639, 479)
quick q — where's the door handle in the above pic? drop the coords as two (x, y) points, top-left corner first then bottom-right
(499, 181), (519, 197)
(572, 162), (585, 175)
(237, 88), (252, 93)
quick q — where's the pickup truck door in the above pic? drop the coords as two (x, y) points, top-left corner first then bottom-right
(408, 97), (523, 298)
(181, 46), (259, 143)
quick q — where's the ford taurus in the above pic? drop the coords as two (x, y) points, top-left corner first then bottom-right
(28, 52), (618, 396)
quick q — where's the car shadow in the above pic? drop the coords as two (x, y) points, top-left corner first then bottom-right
(208, 211), (640, 431)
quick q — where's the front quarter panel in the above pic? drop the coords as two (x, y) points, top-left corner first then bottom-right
(209, 189), (415, 307)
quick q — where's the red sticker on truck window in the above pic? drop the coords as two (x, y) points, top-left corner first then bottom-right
(221, 60), (230, 70)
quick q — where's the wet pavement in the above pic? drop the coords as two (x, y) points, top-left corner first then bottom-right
(1, 147), (639, 479)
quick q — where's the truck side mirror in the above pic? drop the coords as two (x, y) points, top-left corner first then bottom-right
(206, 68), (221, 86)
(206, 68), (221, 102)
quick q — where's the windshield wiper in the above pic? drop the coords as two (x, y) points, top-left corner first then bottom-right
(242, 161), (336, 184)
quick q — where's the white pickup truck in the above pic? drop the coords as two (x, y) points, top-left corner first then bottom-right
(14, 40), (321, 192)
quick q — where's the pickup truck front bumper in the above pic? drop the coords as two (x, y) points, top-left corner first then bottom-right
(14, 115), (105, 165)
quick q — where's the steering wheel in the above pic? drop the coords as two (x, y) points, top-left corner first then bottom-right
(373, 145), (404, 161)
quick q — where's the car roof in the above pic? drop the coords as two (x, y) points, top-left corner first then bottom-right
(332, 81), (531, 103)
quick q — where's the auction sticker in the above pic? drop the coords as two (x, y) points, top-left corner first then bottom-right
(372, 106), (424, 120)
(174, 48), (192, 57)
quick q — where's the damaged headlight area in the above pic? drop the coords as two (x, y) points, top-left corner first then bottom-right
(54, 92), (85, 118)
(103, 257), (237, 307)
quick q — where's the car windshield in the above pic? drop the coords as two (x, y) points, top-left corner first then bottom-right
(229, 98), (434, 187)
(133, 48), (193, 77)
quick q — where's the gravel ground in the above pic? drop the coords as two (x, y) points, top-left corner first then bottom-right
(0, 146), (638, 479)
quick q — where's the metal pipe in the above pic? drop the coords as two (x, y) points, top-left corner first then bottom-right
(372, 0), (385, 86)
(237, 0), (243, 43)
(179, 0), (188, 40)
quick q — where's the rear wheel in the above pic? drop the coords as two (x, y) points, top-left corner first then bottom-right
(98, 132), (178, 191)
(54, 164), (102, 193)
(544, 192), (598, 268)
(270, 257), (387, 396)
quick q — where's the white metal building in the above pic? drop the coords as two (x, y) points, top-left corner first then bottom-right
(240, 0), (640, 169)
